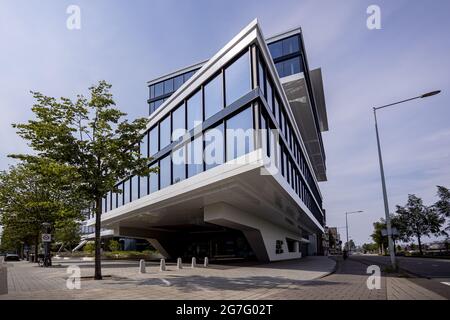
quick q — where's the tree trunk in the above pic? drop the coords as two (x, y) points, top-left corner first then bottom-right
(94, 196), (102, 280)
(417, 235), (423, 256)
(34, 234), (39, 263)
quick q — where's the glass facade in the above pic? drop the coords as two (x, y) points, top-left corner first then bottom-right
(225, 51), (251, 106)
(204, 73), (223, 120)
(105, 42), (324, 226)
(187, 90), (202, 132)
(268, 35), (304, 78)
(148, 69), (199, 116)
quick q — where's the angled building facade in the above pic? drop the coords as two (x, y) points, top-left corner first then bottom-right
(89, 20), (328, 262)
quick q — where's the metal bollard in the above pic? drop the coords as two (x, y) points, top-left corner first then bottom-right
(0, 265), (7, 295)
(204, 257), (209, 268)
(177, 257), (183, 269)
(160, 258), (166, 271)
(191, 257), (196, 268)
(139, 259), (146, 274)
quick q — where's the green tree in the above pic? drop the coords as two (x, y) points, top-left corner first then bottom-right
(435, 186), (450, 231)
(11, 81), (156, 279)
(395, 194), (446, 255)
(54, 220), (82, 251)
(0, 162), (83, 257)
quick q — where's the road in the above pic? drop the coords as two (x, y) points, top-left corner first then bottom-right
(351, 254), (450, 299)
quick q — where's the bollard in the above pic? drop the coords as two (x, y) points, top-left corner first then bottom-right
(139, 259), (146, 274)
(0, 265), (7, 295)
(160, 258), (166, 271)
(191, 257), (196, 268)
(177, 257), (183, 269)
(0, 256), (4, 264)
(204, 257), (209, 268)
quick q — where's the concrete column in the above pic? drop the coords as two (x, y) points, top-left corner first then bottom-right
(204, 257), (209, 268)
(139, 259), (146, 274)
(191, 257), (196, 268)
(160, 258), (166, 271)
(177, 257), (183, 269)
(294, 241), (299, 253)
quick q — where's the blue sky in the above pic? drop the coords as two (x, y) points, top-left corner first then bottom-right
(1, 0), (449, 245)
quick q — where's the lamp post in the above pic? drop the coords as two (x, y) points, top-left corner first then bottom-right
(373, 90), (441, 270)
(345, 211), (364, 252)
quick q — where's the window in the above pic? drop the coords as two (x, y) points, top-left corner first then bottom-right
(258, 60), (266, 97)
(172, 103), (186, 141)
(280, 111), (285, 136)
(164, 78), (173, 94)
(117, 183), (124, 207)
(159, 155), (171, 189)
(149, 85), (155, 99)
(184, 70), (196, 82)
(226, 107), (254, 161)
(102, 196), (107, 214)
(268, 41), (283, 59)
(174, 75), (184, 91)
(266, 79), (273, 112)
(281, 57), (301, 77)
(204, 73), (223, 120)
(149, 126), (159, 156)
(140, 174), (148, 198)
(274, 96), (280, 124)
(149, 163), (159, 193)
(111, 191), (117, 210)
(107, 191), (112, 212)
(187, 90), (202, 131)
(204, 123), (224, 170)
(187, 135), (203, 177)
(282, 36), (300, 56)
(154, 82), (163, 97)
(132, 176), (139, 201)
(160, 115), (171, 150)
(124, 179), (130, 204)
(140, 132), (148, 158)
(225, 51), (251, 106)
(172, 146), (186, 184)
(275, 62), (283, 78)
(260, 113), (269, 157)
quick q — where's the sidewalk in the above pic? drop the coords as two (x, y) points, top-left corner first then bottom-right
(0, 257), (336, 300)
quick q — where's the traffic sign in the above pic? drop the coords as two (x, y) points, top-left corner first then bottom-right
(381, 228), (398, 237)
(42, 234), (52, 242)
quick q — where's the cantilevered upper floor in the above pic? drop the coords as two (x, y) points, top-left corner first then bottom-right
(147, 25), (328, 181)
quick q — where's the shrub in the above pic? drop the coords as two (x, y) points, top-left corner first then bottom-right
(83, 241), (95, 254)
(108, 240), (121, 252)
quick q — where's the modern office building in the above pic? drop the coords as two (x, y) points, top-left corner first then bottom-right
(88, 19), (328, 262)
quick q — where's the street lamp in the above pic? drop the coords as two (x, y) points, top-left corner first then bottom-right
(373, 90), (441, 270)
(345, 211), (364, 252)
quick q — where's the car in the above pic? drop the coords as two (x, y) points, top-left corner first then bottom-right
(4, 253), (20, 261)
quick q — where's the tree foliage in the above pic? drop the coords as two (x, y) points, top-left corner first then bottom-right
(0, 162), (84, 254)
(395, 194), (446, 255)
(10, 81), (156, 279)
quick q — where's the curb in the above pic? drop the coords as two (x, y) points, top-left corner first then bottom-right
(314, 256), (339, 279)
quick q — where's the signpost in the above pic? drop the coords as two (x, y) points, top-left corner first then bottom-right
(42, 234), (52, 242)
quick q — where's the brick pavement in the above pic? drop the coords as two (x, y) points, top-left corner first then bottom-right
(0, 256), (446, 300)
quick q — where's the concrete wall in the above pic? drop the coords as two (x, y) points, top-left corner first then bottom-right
(204, 202), (302, 262)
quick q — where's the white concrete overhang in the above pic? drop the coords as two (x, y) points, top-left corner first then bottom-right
(86, 150), (324, 236)
(281, 69), (328, 182)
